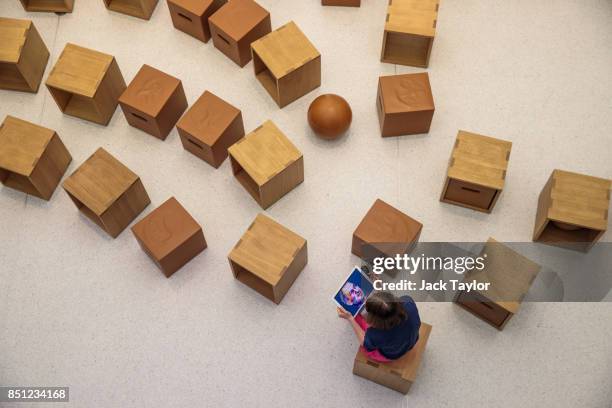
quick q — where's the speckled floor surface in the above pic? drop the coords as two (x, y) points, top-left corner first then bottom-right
(1, 1), (611, 407)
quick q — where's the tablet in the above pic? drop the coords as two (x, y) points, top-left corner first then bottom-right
(333, 267), (375, 317)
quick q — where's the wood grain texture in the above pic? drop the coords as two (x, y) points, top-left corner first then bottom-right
(63, 147), (150, 238)
(131, 197), (206, 277)
(440, 130), (512, 213)
(251, 21), (321, 107)
(228, 213), (307, 304)
(0, 115), (71, 200)
(19, 0), (74, 13)
(167, 0), (227, 42)
(322, 0), (360, 6)
(533, 169), (610, 252)
(353, 322), (432, 394)
(381, 0), (439, 67)
(228, 120), (303, 209)
(0, 18), (49, 93)
(103, 0), (159, 20)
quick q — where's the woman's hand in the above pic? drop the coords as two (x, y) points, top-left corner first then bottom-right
(337, 307), (353, 320)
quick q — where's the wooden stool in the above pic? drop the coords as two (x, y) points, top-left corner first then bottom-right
(353, 322), (432, 394)
(63, 148), (150, 238)
(119, 64), (187, 140)
(440, 131), (512, 213)
(167, 0), (226, 43)
(19, 0), (74, 12)
(352, 199), (422, 260)
(132, 197), (207, 277)
(228, 213), (307, 304)
(377, 73), (434, 137)
(454, 238), (540, 330)
(0, 115), (72, 200)
(0, 18), (50, 93)
(46, 43), (126, 125)
(103, 0), (159, 20)
(177, 90), (244, 168)
(208, 0), (271, 67)
(251, 21), (321, 108)
(381, 0), (439, 68)
(533, 169), (611, 252)
(228, 120), (303, 209)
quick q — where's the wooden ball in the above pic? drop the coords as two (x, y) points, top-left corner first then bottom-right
(307, 94), (352, 140)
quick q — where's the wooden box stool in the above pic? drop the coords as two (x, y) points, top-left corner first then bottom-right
(177, 90), (244, 168)
(46, 43), (126, 125)
(0, 116), (71, 200)
(251, 21), (321, 108)
(228, 120), (304, 209)
(208, 0), (271, 67)
(533, 170), (611, 252)
(103, 0), (159, 20)
(0, 18), (50, 93)
(454, 238), (540, 330)
(353, 322), (432, 394)
(352, 199), (422, 260)
(63, 148), (150, 238)
(377, 73), (434, 137)
(19, 0), (74, 13)
(132, 197), (207, 277)
(167, 0), (226, 43)
(381, 0), (439, 67)
(228, 213), (307, 304)
(322, 0), (360, 6)
(440, 131), (512, 213)
(119, 64), (187, 140)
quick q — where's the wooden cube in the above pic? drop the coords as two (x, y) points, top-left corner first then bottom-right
(440, 131), (512, 213)
(322, 0), (360, 6)
(63, 148), (150, 238)
(0, 18), (50, 93)
(353, 322), (432, 394)
(352, 199), (422, 259)
(132, 197), (207, 277)
(167, 0), (226, 43)
(377, 73), (434, 137)
(533, 170), (611, 252)
(454, 238), (540, 330)
(177, 90), (244, 168)
(381, 0), (439, 67)
(228, 120), (303, 209)
(103, 0), (159, 20)
(19, 0), (74, 13)
(0, 116), (71, 200)
(251, 21), (321, 108)
(228, 213), (307, 304)
(208, 0), (271, 67)
(46, 44), (126, 125)
(119, 65), (187, 140)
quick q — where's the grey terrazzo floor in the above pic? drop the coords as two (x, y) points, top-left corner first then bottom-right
(1, 1), (611, 407)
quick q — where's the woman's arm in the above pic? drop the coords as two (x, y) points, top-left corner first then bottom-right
(337, 307), (365, 345)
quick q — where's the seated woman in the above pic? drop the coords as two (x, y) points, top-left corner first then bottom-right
(337, 291), (421, 362)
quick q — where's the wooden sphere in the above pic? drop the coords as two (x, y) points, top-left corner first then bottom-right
(307, 94), (352, 140)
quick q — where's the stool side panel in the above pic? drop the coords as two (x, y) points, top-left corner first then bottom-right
(28, 133), (72, 200)
(16, 22), (49, 92)
(272, 241), (307, 304)
(159, 229), (207, 277)
(260, 155), (304, 209)
(100, 178), (150, 238)
(277, 55), (321, 108)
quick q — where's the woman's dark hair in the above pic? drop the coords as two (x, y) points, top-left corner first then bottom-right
(365, 291), (407, 330)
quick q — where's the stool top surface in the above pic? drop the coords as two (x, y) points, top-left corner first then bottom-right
(131, 197), (202, 260)
(46, 43), (114, 98)
(177, 91), (241, 145)
(119, 64), (182, 116)
(385, 0), (438, 37)
(209, 0), (269, 41)
(228, 120), (302, 186)
(251, 21), (319, 79)
(0, 18), (31, 63)
(354, 199), (423, 253)
(545, 169), (611, 231)
(228, 213), (306, 285)
(63, 147), (138, 215)
(379, 73), (434, 114)
(0, 115), (54, 176)
(448, 131), (512, 190)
